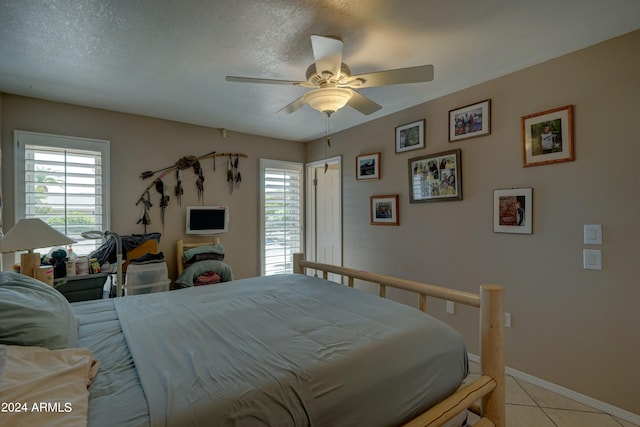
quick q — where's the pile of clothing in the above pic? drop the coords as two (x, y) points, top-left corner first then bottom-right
(174, 243), (233, 289)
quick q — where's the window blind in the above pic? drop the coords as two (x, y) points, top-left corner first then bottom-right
(16, 131), (110, 256)
(261, 160), (303, 275)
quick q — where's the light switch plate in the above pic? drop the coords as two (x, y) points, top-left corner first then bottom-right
(584, 224), (602, 245)
(446, 300), (455, 314)
(583, 249), (602, 270)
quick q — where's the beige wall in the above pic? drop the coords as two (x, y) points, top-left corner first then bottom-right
(306, 30), (640, 415)
(0, 95), (305, 279)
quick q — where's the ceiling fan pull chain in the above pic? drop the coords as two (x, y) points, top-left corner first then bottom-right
(324, 113), (332, 173)
(325, 113), (331, 147)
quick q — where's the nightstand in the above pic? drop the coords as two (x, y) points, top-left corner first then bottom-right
(54, 272), (110, 303)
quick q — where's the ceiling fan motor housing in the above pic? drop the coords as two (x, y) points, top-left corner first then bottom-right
(305, 63), (361, 87)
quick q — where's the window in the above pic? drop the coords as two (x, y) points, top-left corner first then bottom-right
(15, 130), (110, 256)
(260, 159), (303, 275)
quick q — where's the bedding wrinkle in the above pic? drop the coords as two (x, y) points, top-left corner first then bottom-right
(108, 274), (467, 427)
(72, 299), (150, 427)
(0, 345), (98, 427)
(115, 283), (319, 425)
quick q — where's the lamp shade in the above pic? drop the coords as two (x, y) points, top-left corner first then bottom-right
(0, 218), (76, 253)
(303, 87), (353, 114)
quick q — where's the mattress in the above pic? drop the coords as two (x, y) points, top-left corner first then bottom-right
(73, 273), (468, 426)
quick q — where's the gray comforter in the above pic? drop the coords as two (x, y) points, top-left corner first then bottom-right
(114, 274), (468, 426)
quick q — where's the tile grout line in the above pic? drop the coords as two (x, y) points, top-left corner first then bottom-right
(511, 375), (559, 426)
(467, 354), (640, 425)
(511, 375), (634, 427)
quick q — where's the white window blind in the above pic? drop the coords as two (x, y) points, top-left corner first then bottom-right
(260, 159), (303, 275)
(15, 131), (110, 255)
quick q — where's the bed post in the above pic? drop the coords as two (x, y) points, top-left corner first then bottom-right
(480, 284), (505, 427)
(293, 253), (305, 275)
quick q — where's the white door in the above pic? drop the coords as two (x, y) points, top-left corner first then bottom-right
(306, 157), (342, 281)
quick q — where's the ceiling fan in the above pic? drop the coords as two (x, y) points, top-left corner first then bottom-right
(226, 35), (434, 116)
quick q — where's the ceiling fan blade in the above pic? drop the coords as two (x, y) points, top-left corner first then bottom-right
(225, 76), (305, 86)
(277, 96), (307, 114)
(349, 65), (434, 88)
(310, 35), (343, 80)
(348, 90), (382, 115)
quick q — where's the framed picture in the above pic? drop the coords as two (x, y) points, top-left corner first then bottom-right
(355, 152), (381, 180)
(395, 119), (425, 153)
(522, 105), (574, 167)
(493, 188), (533, 234)
(370, 194), (399, 226)
(408, 149), (462, 203)
(449, 99), (491, 142)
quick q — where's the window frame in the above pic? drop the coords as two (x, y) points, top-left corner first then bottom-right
(259, 159), (303, 276)
(14, 130), (111, 255)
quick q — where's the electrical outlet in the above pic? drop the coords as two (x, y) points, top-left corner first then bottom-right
(505, 312), (512, 328)
(446, 300), (455, 314)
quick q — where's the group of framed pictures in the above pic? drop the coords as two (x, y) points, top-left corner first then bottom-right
(389, 100), (574, 166)
(369, 186), (534, 233)
(361, 99), (574, 232)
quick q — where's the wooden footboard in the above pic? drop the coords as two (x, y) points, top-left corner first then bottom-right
(293, 253), (505, 427)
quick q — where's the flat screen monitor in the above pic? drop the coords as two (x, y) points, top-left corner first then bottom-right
(186, 206), (229, 235)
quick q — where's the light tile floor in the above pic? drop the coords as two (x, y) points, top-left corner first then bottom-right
(464, 361), (638, 427)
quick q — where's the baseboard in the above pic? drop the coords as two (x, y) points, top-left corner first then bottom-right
(467, 353), (640, 425)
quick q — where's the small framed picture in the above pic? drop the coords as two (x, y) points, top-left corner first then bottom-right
(408, 149), (462, 203)
(493, 188), (533, 234)
(395, 119), (425, 153)
(355, 152), (381, 181)
(449, 99), (491, 142)
(522, 105), (574, 167)
(370, 194), (399, 226)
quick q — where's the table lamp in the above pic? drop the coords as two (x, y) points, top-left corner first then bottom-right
(0, 218), (76, 278)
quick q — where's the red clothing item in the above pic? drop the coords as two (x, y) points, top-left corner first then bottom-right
(194, 272), (222, 286)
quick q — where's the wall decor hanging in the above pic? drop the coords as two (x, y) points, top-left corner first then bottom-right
(522, 105), (574, 167)
(408, 149), (462, 203)
(136, 150), (247, 231)
(493, 188), (533, 234)
(370, 195), (399, 226)
(395, 119), (425, 153)
(449, 99), (491, 142)
(356, 152), (381, 181)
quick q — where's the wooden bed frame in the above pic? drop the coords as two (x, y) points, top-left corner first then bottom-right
(293, 253), (505, 427)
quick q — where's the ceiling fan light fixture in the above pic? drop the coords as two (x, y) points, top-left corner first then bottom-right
(303, 88), (353, 114)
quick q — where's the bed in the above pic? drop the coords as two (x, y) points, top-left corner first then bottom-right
(0, 248), (505, 427)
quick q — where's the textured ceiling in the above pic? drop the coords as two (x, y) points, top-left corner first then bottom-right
(1, 0), (639, 142)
